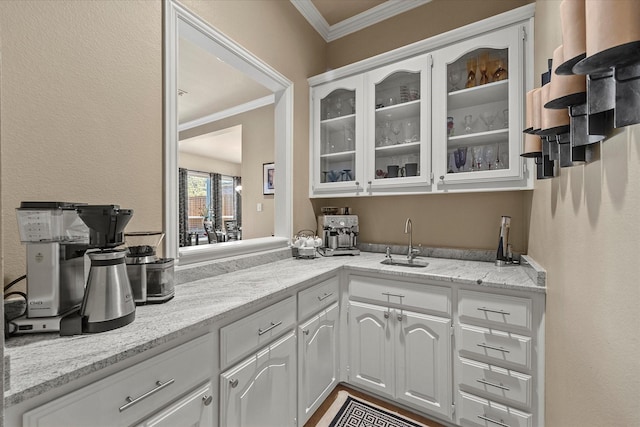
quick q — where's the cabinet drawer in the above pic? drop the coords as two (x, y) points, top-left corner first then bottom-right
(459, 290), (532, 332)
(457, 391), (532, 427)
(298, 276), (339, 320)
(220, 295), (296, 368)
(349, 275), (451, 316)
(458, 357), (532, 408)
(458, 324), (531, 370)
(23, 334), (215, 427)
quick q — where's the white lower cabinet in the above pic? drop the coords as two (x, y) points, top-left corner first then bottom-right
(457, 391), (532, 427)
(22, 334), (215, 427)
(219, 331), (297, 427)
(348, 300), (452, 420)
(298, 302), (339, 426)
(136, 382), (214, 427)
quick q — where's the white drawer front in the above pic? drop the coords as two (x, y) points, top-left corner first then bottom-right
(298, 276), (339, 321)
(458, 324), (531, 370)
(458, 357), (532, 408)
(457, 391), (532, 427)
(459, 290), (532, 332)
(23, 334), (214, 427)
(349, 275), (451, 316)
(220, 295), (296, 368)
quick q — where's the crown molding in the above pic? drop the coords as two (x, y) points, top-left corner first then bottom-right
(178, 94), (275, 132)
(291, 0), (432, 42)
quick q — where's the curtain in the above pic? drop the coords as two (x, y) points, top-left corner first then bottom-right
(178, 168), (188, 247)
(209, 172), (222, 230)
(234, 176), (242, 228)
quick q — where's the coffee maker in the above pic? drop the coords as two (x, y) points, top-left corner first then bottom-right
(318, 215), (360, 256)
(125, 231), (175, 305)
(12, 202), (90, 333)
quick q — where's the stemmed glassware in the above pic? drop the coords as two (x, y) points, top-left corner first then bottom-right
(485, 144), (495, 170)
(454, 147), (467, 172)
(479, 110), (497, 131)
(464, 115), (473, 133)
(471, 146), (484, 171)
(391, 121), (401, 144)
(448, 67), (461, 92)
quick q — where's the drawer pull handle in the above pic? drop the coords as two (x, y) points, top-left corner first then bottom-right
(478, 414), (510, 427)
(202, 395), (213, 406)
(477, 307), (511, 316)
(477, 343), (510, 353)
(229, 378), (239, 388)
(476, 378), (510, 391)
(317, 292), (334, 301)
(258, 321), (282, 336)
(381, 292), (405, 299)
(119, 378), (175, 412)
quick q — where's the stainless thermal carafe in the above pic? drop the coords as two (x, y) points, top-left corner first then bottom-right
(496, 215), (511, 266)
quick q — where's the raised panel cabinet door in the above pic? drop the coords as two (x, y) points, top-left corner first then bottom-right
(298, 302), (339, 426)
(348, 301), (394, 398)
(138, 382), (215, 427)
(395, 310), (452, 420)
(220, 332), (296, 427)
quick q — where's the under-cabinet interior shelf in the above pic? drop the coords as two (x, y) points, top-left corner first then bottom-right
(448, 80), (508, 110)
(375, 100), (420, 121)
(448, 128), (508, 147)
(374, 141), (420, 156)
(319, 150), (356, 162)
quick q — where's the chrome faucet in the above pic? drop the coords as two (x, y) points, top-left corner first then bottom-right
(404, 218), (419, 260)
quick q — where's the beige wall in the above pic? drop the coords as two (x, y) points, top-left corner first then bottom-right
(0, 0), (325, 286)
(178, 152), (241, 177)
(528, 1), (640, 425)
(179, 105), (275, 239)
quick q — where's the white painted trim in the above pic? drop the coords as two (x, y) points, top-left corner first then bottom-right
(178, 94), (275, 132)
(308, 3), (536, 86)
(165, 0), (293, 264)
(291, 0), (432, 42)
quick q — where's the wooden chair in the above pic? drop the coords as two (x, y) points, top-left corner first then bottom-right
(224, 220), (239, 241)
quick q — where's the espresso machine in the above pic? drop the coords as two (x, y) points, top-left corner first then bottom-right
(125, 231), (175, 305)
(11, 202), (136, 335)
(318, 215), (360, 256)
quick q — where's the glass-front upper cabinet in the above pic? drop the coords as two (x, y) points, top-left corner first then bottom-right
(432, 24), (528, 189)
(311, 75), (364, 196)
(365, 54), (432, 194)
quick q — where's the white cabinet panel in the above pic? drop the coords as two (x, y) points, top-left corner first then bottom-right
(298, 302), (339, 425)
(458, 324), (531, 370)
(458, 357), (532, 408)
(457, 391), (532, 427)
(220, 332), (296, 427)
(137, 382), (214, 427)
(298, 276), (339, 321)
(459, 290), (532, 332)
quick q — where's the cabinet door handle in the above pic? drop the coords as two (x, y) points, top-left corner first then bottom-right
(477, 307), (511, 316)
(381, 292), (405, 299)
(119, 379), (175, 412)
(397, 314), (403, 322)
(317, 292), (333, 301)
(478, 415), (510, 427)
(477, 343), (510, 353)
(258, 321), (282, 336)
(229, 378), (239, 388)
(202, 395), (213, 406)
(476, 378), (510, 391)
(384, 311), (390, 319)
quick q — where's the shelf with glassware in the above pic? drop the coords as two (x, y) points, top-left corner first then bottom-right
(365, 54), (431, 193)
(311, 74), (365, 195)
(432, 24), (532, 189)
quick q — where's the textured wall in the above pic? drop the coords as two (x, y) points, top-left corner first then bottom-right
(527, 1), (640, 425)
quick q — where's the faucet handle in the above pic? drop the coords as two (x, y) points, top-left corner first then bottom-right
(385, 246), (392, 258)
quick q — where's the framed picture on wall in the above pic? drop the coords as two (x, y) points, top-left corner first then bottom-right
(263, 162), (275, 195)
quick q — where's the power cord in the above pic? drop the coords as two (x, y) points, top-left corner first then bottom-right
(4, 275), (27, 338)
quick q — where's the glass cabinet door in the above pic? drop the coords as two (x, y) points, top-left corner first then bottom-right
(311, 75), (363, 195)
(365, 55), (431, 194)
(432, 25), (526, 188)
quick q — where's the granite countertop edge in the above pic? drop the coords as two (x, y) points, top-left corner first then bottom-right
(4, 250), (546, 407)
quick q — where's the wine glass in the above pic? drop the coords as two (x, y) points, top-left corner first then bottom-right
(449, 152), (456, 173)
(479, 110), (497, 131)
(464, 115), (473, 133)
(448, 67), (461, 92)
(457, 147), (467, 172)
(494, 144), (504, 169)
(472, 146), (484, 171)
(334, 98), (343, 117)
(485, 144), (495, 170)
(391, 121), (401, 144)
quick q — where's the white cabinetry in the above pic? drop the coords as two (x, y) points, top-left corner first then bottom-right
(454, 288), (544, 426)
(347, 275), (453, 420)
(431, 24), (531, 191)
(22, 334), (215, 427)
(297, 277), (340, 426)
(219, 296), (297, 427)
(309, 11), (533, 197)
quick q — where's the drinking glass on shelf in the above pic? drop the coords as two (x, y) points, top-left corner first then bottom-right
(478, 52), (490, 85)
(492, 59), (508, 81)
(448, 67), (461, 92)
(349, 97), (356, 114)
(479, 110), (497, 131)
(464, 115), (473, 133)
(494, 144), (504, 169)
(503, 109), (509, 128)
(334, 98), (343, 117)
(471, 146), (484, 171)
(448, 152), (456, 173)
(485, 144), (495, 170)
(391, 122), (402, 144)
(456, 147), (467, 172)
(466, 58), (477, 88)
(404, 119), (419, 143)
(447, 117), (454, 137)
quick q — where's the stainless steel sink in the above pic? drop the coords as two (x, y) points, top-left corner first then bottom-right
(381, 258), (428, 268)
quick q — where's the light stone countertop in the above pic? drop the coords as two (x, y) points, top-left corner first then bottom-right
(4, 250), (545, 408)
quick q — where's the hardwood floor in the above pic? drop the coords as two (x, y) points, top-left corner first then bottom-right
(304, 383), (448, 427)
